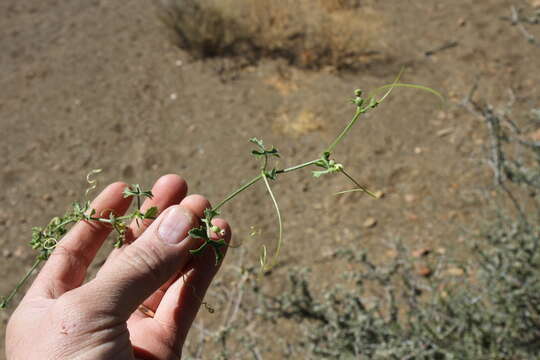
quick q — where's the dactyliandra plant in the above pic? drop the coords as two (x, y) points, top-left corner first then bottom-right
(0, 71), (441, 309)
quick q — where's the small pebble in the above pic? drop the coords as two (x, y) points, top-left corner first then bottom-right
(529, 129), (540, 142)
(385, 249), (398, 258)
(404, 194), (416, 203)
(406, 212), (419, 221)
(2, 249), (12, 258)
(436, 247), (446, 255)
(42, 194), (53, 201)
(374, 190), (385, 199)
(416, 265), (432, 277)
(363, 217), (377, 228)
(170, 93), (178, 100)
(412, 247), (431, 258)
(14, 246), (26, 258)
(446, 267), (465, 276)
(436, 128), (453, 137)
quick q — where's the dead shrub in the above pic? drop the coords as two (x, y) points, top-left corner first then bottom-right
(160, 0), (382, 70)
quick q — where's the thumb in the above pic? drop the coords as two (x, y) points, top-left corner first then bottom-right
(83, 205), (200, 319)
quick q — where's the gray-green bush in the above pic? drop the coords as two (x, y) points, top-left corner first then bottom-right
(252, 96), (540, 359)
(183, 96), (540, 359)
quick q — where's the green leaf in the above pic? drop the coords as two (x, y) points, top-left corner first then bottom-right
(209, 239), (227, 265)
(252, 148), (280, 158)
(266, 147), (280, 157)
(265, 168), (278, 180)
(368, 97), (379, 109)
(250, 138), (280, 158)
(204, 208), (220, 220)
(122, 186), (137, 198)
(189, 227), (208, 239)
(189, 240), (208, 255)
(314, 158), (330, 169)
(143, 206), (159, 219)
(113, 237), (123, 248)
(212, 249), (224, 265)
(140, 190), (154, 199)
(249, 137), (265, 149)
(123, 184), (154, 199)
(313, 169), (332, 178)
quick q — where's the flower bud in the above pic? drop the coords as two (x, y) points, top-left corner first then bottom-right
(210, 225), (226, 237)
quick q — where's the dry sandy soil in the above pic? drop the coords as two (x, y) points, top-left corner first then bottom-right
(1, 0), (539, 358)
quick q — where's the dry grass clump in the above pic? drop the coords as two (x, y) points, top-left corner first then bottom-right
(160, 0), (381, 70)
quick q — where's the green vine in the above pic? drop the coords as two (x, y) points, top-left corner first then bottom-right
(0, 73), (441, 309)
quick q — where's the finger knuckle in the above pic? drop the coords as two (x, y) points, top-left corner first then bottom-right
(122, 243), (167, 283)
(53, 243), (94, 269)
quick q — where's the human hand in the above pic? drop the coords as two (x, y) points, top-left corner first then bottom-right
(5, 174), (230, 359)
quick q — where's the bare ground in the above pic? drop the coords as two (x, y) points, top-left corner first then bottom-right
(1, 0), (539, 358)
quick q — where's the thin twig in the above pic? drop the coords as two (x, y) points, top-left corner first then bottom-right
(461, 85), (529, 224)
(510, 6), (539, 47)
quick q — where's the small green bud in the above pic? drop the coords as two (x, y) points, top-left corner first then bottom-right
(353, 97), (364, 107)
(210, 225), (226, 236)
(354, 89), (363, 97)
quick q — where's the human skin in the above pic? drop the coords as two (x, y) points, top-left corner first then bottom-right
(5, 174), (230, 359)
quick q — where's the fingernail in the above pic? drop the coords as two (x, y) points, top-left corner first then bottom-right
(158, 207), (192, 245)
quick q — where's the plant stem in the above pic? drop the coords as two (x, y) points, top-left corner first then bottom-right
(88, 214), (134, 223)
(325, 108), (362, 154)
(260, 172), (283, 272)
(339, 168), (377, 198)
(213, 159), (323, 212)
(276, 159), (320, 174)
(213, 174), (264, 211)
(0, 259), (42, 309)
(52, 219), (77, 232)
